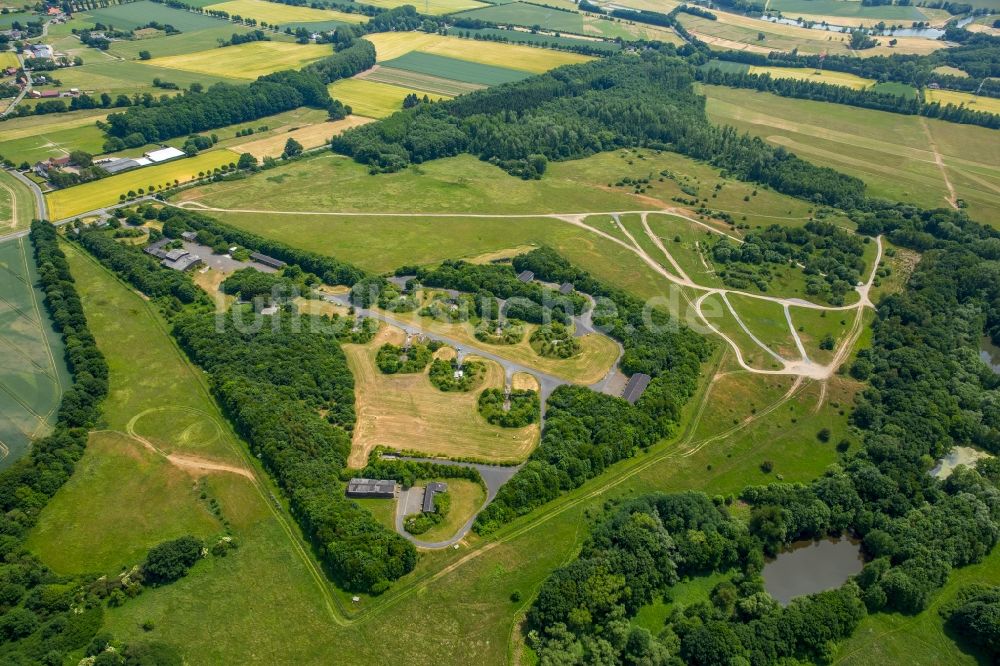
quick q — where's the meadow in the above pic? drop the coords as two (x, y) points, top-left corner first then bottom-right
(748, 65), (874, 89)
(229, 115), (372, 158)
(924, 88), (1000, 116)
(0, 237), (70, 470)
(0, 169), (36, 233)
(329, 77), (451, 118)
(383, 51), (529, 85)
(107, 25), (258, 60)
(0, 123), (108, 166)
(365, 0), (489, 15)
(52, 59), (245, 97)
(150, 41), (333, 79)
(46, 149), (240, 219)
(203, 0), (365, 25)
(703, 85), (1000, 227)
(358, 66), (483, 96)
(452, 2), (587, 33)
(344, 325), (539, 466)
(79, 0), (223, 31)
(766, 0), (926, 21)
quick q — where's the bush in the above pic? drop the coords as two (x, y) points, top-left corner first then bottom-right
(428, 358), (484, 391)
(478, 389), (539, 428)
(376, 343), (432, 374)
(142, 536), (203, 585)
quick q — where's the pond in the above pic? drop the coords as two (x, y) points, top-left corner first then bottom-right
(981, 336), (1000, 375)
(762, 537), (864, 606)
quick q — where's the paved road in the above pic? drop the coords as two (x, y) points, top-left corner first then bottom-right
(390, 456), (522, 549)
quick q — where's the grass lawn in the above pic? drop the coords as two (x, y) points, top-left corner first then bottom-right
(365, 31), (591, 72)
(415, 478), (486, 542)
(328, 78), (451, 118)
(924, 88), (1000, 115)
(748, 65), (874, 90)
(204, 0), (366, 25)
(47, 150), (240, 220)
(151, 41), (333, 79)
(353, 497), (396, 531)
(344, 325), (539, 466)
(365, 0), (489, 15)
(0, 237), (70, 470)
(703, 85), (1000, 228)
(0, 123), (108, 165)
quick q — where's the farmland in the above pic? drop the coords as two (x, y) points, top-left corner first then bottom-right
(328, 78), (451, 118)
(344, 325), (539, 466)
(358, 67), (484, 96)
(703, 85), (1000, 227)
(365, 0), (489, 15)
(150, 41), (333, 79)
(230, 114), (372, 158)
(0, 237), (70, 469)
(383, 51), (530, 85)
(46, 150), (240, 220)
(766, 0), (927, 21)
(365, 32), (592, 72)
(51, 59), (245, 96)
(79, 0), (224, 31)
(203, 0), (366, 25)
(925, 88), (1000, 116)
(0, 169), (35, 233)
(747, 65), (875, 90)
(107, 25), (259, 60)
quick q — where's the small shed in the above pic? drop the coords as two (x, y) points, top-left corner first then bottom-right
(516, 270), (534, 283)
(181, 231), (198, 241)
(346, 478), (396, 499)
(622, 373), (651, 404)
(250, 252), (286, 269)
(559, 282), (574, 295)
(422, 482), (448, 513)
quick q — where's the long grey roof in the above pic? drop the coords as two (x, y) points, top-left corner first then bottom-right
(622, 373), (651, 404)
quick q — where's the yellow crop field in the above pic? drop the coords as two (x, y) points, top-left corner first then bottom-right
(925, 89), (1000, 115)
(151, 42), (332, 79)
(328, 78), (451, 118)
(46, 150), (239, 220)
(203, 0), (365, 24)
(748, 66), (874, 90)
(231, 115), (372, 158)
(365, 32), (591, 73)
(0, 51), (20, 69)
(363, 0), (488, 16)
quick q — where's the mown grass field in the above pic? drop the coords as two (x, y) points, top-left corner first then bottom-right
(703, 85), (1000, 228)
(1, 123), (108, 166)
(47, 150), (240, 219)
(151, 41), (332, 79)
(365, 31), (592, 72)
(204, 0), (365, 25)
(384, 51), (529, 86)
(80, 0), (223, 31)
(748, 65), (874, 89)
(0, 237), (70, 470)
(365, 0), (488, 15)
(230, 114), (372, 158)
(925, 88), (1000, 115)
(344, 325), (539, 466)
(328, 78), (451, 118)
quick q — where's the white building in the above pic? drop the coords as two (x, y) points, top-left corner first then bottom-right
(144, 146), (186, 163)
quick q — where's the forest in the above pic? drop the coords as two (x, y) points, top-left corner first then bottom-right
(524, 204), (1000, 663)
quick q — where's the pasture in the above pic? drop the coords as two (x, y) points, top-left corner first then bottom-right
(151, 41), (333, 79)
(384, 51), (529, 86)
(107, 25), (258, 60)
(365, 32), (591, 72)
(80, 0), (223, 31)
(328, 78), (451, 118)
(0, 237), (70, 470)
(703, 85), (1000, 228)
(344, 325), (539, 466)
(203, 0), (366, 25)
(365, 0), (489, 15)
(748, 65), (874, 89)
(766, 0), (925, 21)
(46, 149), (240, 220)
(925, 88), (1000, 115)
(453, 2), (586, 33)
(52, 59), (245, 96)
(0, 122), (107, 165)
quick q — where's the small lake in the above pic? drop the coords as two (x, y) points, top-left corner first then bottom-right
(981, 336), (1000, 375)
(762, 537), (864, 605)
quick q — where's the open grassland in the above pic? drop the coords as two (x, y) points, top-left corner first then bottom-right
(699, 293), (780, 370)
(789, 305), (852, 366)
(230, 114), (372, 158)
(328, 78), (451, 118)
(108, 24), (258, 60)
(0, 237), (70, 470)
(366, 0), (488, 14)
(727, 294), (799, 359)
(416, 479), (487, 542)
(365, 31), (591, 72)
(453, 2), (587, 33)
(27, 243), (348, 664)
(767, 0), (925, 20)
(344, 325), (539, 466)
(925, 88), (1000, 115)
(0, 170), (35, 233)
(359, 66), (484, 96)
(151, 41), (333, 79)
(0, 123), (107, 165)
(53, 59), (245, 96)
(384, 51), (529, 85)
(47, 150), (240, 220)
(204, 0), (365, 24)
(0, 109), (109, 141)
(81, 0), (224, 31)
(748, 65), (874, 89)
(703, 85), (1000, 228)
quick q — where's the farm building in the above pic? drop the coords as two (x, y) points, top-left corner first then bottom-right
(250, 252), (287, 269)
(28, 44), (54, 59)
(346, 478), (397, 499)
(162, 250), (202, 272)
(422, 482), (448, 513)
(181, 231), (198, 241)
(97, 157), (143, 175)
(33, 155), (70, 175)
(144, 146), (186, 163)
(621, 373), (651, 404)
(516, 270), (534, 283)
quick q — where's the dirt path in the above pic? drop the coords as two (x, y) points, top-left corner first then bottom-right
(122, 413), (255, 481)
(920, 117), (959, 209)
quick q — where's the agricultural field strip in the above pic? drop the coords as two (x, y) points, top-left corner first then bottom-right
(172, 200), (880, 380)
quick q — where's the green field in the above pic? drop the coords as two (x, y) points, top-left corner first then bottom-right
(383, 51), (531, 86)
(52, 59), (245, 97)
(364, 0), (488, 15)
(47, 150), (240, 220)
(453, 2), (586, 33)
(0, 169), (35, 233)
(0, 237), (71, 470)
(80, 0), (224, 31)
(150, 41), (333, 79)
(328, 78), (451, 118)
(360, 67), (484, 96)
(703, 85), (1000, 228)
(767, 0), (925, 20)
(204, 0), (366, 25)
(107, 24), (258, 60)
